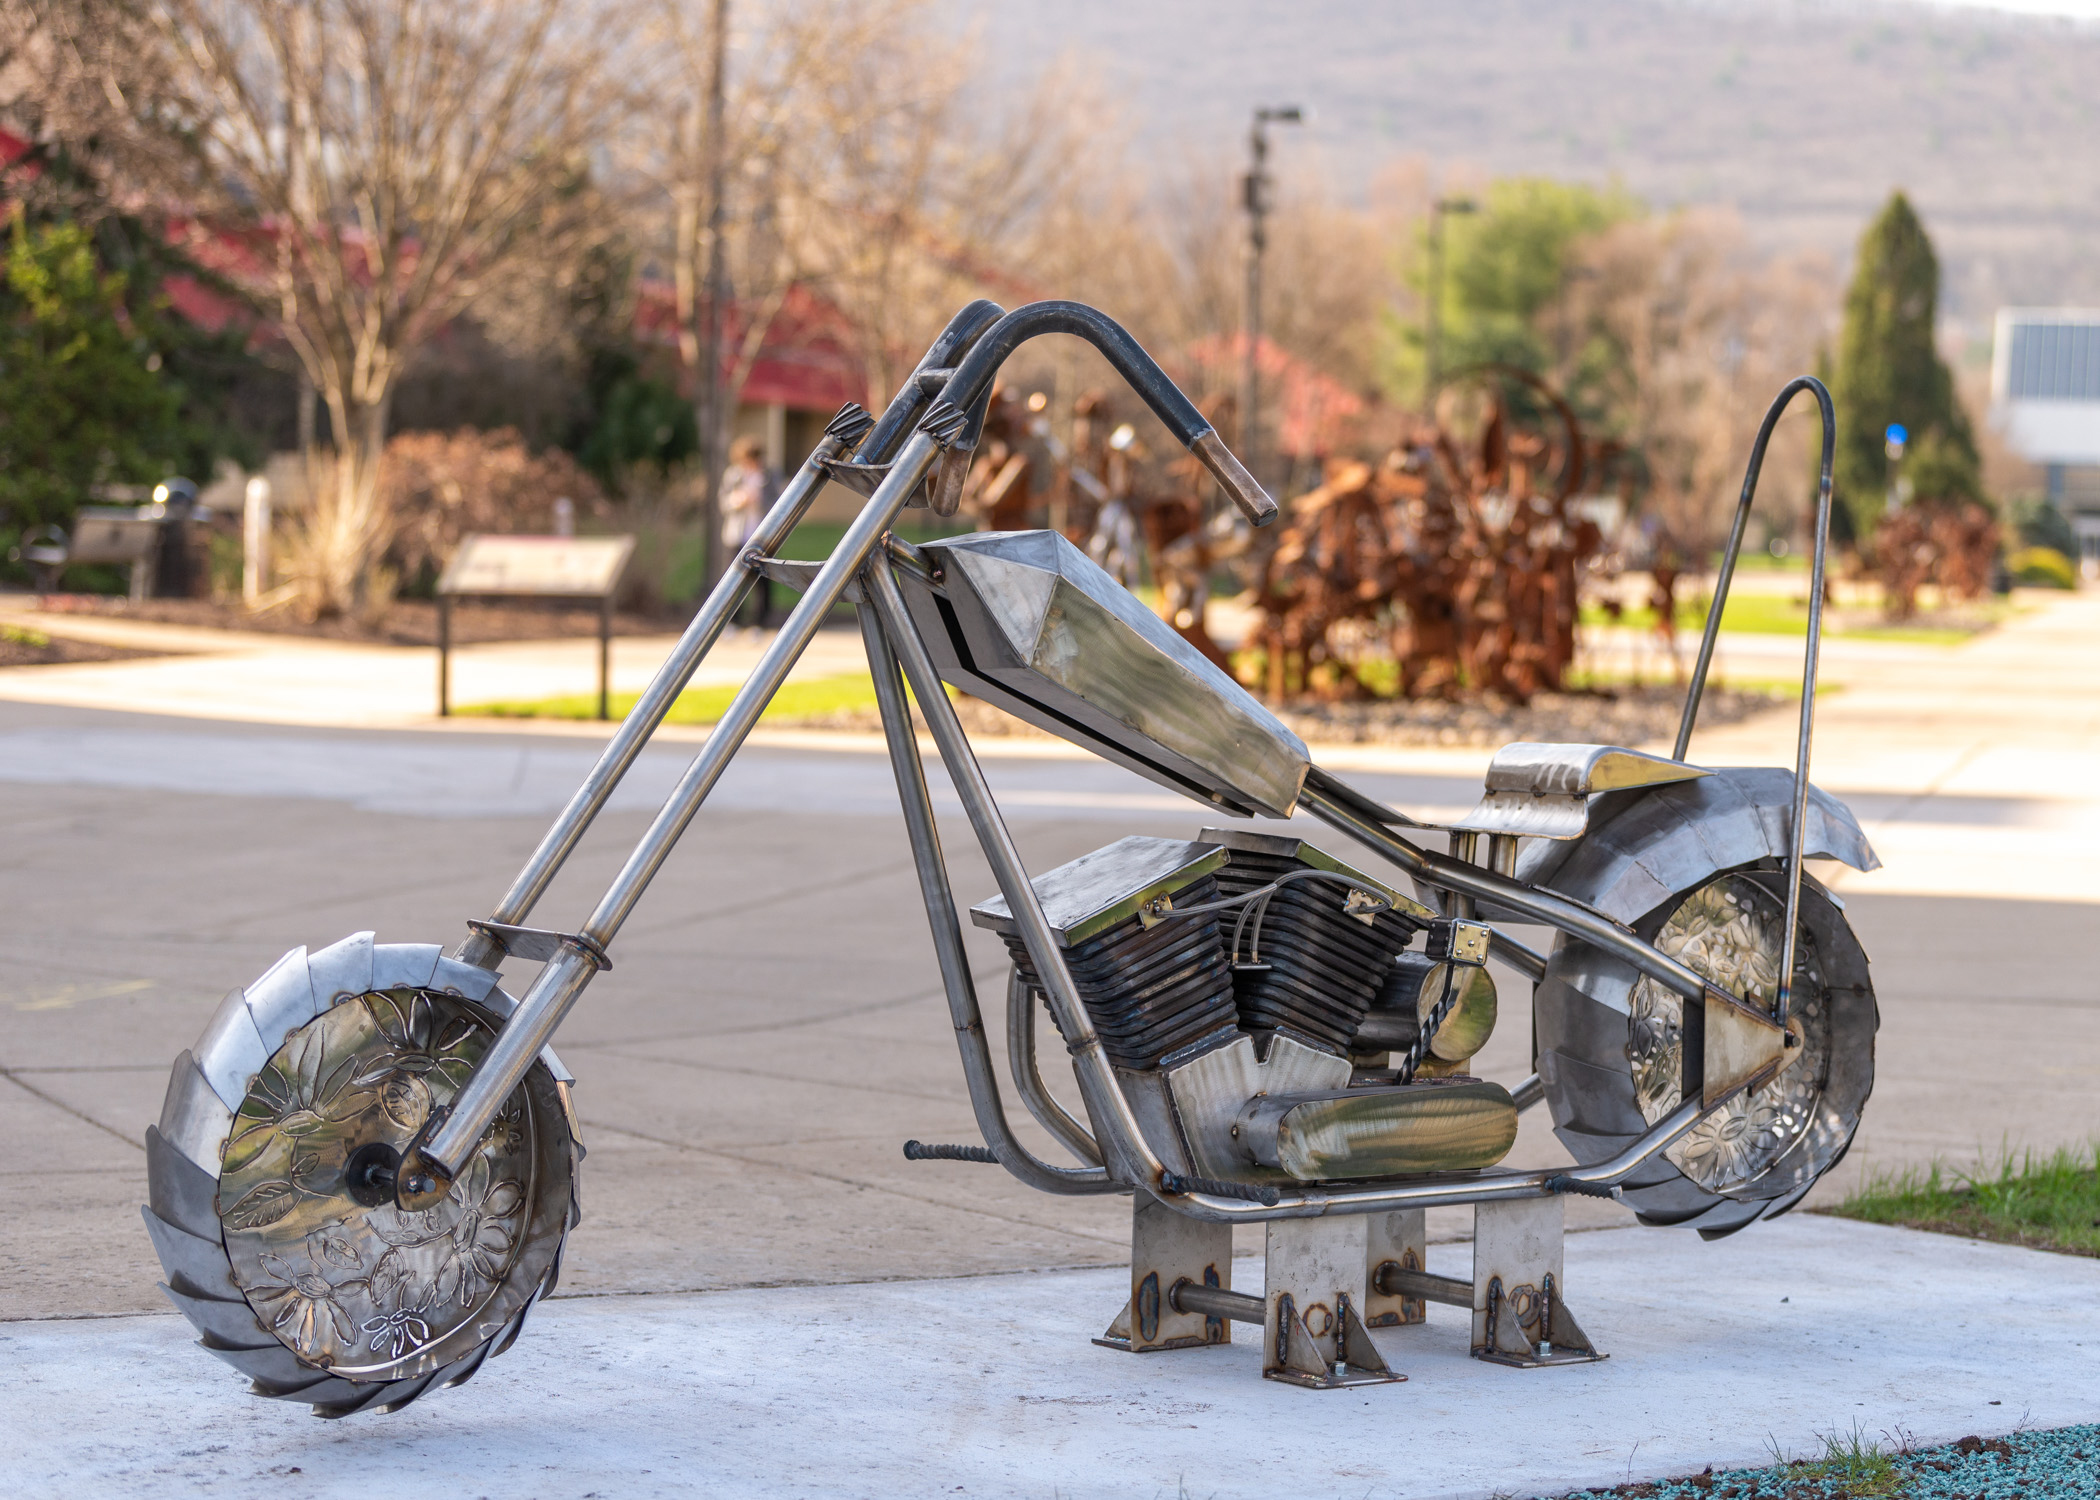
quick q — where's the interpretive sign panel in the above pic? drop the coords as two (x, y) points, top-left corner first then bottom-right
(438, 534), (635, 598)
(435, 533), (636, 720)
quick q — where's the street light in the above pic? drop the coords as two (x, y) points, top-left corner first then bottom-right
(1240, 104), (1303, 491)
(1424, 194), (1478, 413)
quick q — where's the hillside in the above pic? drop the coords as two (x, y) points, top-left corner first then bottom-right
(972, 0), (2100, 344)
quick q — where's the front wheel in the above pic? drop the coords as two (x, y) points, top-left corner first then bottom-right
(144, 933), (581, 1416)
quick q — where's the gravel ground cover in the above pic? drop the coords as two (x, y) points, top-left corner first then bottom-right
(1267, 683), (1783, 748)
(1546, 1423), (2100, 1499)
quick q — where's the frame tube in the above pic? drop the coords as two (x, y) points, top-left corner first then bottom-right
(1298, 777), (1719, 1004)
(866, 556), (1714, 1222)
(1007, 969), (1104, 1166)
(856, 593), (1112, 1194)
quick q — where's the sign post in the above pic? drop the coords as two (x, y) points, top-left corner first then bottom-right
(436, 534), (636, 719)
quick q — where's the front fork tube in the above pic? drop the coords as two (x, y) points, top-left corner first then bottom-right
(457, 414), (865, 970)
(406, 435), (947, 1200)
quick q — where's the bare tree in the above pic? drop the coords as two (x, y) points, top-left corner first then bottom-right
(77, 0), (635, 616)
(1564, 208), (1834, 553)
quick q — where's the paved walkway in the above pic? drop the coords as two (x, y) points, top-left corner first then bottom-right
(6, 1217), (2092, 1500)
(0, 601), (871, 727)
(3, 587), (2095, 904)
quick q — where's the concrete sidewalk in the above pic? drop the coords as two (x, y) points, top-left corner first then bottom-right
(6, 1216), (2092, 1500)
(0, 601), (874, 727)
(5, 588), (2096, 905)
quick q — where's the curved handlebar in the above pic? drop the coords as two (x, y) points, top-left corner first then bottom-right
(932, 300), (1280, 526)
(861, 298), (1006, 463)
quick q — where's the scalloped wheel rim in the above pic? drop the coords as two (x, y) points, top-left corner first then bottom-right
(142, 934), (582, 1416)
(1537, 867), (1877, 1235)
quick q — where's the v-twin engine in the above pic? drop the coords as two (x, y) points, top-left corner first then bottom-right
(972, 832), (1518, 1188)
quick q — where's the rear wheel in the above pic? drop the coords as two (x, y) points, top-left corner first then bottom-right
(144, 934), (580, 1416)
(1536, 866), (1876, 1235)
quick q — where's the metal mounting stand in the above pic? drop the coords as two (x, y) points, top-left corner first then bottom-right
(1096, 1197), (1233, 1353)
(1101, 1195), (1602, 1386)
(1262, 1217), (1403, 1388)
(1468, 1197), (1603, 1367)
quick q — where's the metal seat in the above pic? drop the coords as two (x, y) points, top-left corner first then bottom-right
(1450, 743), (1709, 841)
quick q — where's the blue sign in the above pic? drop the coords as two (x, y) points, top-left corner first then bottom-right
(1885, 423), (1908, 446)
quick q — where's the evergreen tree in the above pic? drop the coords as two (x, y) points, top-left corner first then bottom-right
(0, 216), (187, 536)
(1828, 191), (1980, 535)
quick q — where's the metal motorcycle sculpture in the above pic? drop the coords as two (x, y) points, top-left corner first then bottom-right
(145, 300), (1876, 1412)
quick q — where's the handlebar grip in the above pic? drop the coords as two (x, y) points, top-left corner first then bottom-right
(1191, 430), (1280, 526)
(937, 300), (1283, 527)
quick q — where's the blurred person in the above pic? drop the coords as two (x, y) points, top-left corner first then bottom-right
(721, 435), (780, 628)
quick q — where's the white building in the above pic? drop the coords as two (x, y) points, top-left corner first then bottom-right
(1991, 307), (2100, 575)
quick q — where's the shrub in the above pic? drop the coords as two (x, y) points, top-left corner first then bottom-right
(2012, 495), (2078, 555)
(379, 427), (609, 586)
(2007, 545), (2078, 589)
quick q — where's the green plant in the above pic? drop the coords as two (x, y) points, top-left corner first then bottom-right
(2011, 495), (2078, 555)
(2007, 545), (2078, 590)
(0, 216), (187, 547)
(461, 671), (888, 726)
(1, 623), (51, 647)
(1827, 191), (1982, 536)
(1832, 1141), (2100, 1257)
(1380, 176), (1642, 410)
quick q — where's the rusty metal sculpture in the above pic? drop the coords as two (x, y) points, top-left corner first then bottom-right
(1873, 500), (1999, 619)
(1252, 370), (1610, 705)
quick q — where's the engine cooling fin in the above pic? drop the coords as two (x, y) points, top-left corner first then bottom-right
(971, 837), (1238, 1071)
(1201, 830), (1425, 1056)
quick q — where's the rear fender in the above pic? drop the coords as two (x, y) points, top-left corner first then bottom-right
(1512, 767), (1877, 927)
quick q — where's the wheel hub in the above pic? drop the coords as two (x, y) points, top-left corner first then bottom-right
(217, 987), (546, 1378)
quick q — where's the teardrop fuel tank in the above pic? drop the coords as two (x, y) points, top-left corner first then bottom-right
(894, 530), (1310, 819)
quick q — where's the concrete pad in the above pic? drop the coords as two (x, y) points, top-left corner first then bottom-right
(5, 1217), (2093, 1500)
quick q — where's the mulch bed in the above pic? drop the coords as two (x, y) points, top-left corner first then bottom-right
(1271, 684), (1785, 748)
(0, 624), (166, 667)
(777, 682), (1785, 750)
(31, 593), (674, 648)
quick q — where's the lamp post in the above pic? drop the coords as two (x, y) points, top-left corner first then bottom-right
(1240, 105), (1302, 492)
(1424, 194), (1478, 413)
(1884, 423), (1910, 513)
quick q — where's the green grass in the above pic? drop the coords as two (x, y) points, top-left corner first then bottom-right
(461, 671), (884, 725)
(1, 623), (51, 648)
(1763, 1424), (1907, 1497)
(1830, 1142), (2100, 1257)
(777, 515), (973, 562)
(1581, 590), (1997, 645)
